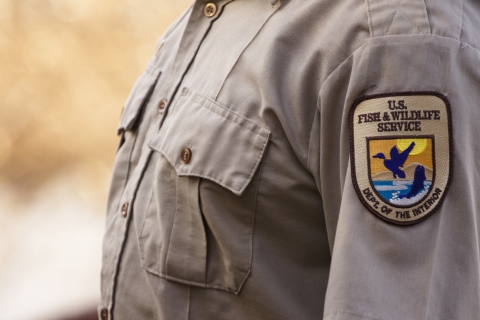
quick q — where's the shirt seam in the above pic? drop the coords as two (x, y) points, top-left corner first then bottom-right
(324, 310), (383, 320)
(458, 0), (465, 42)
(186, 286), (191, 320)
(321, 33), (475, 93)
(195, 93), (270, 137)
(214, 1), (281, 100)
(306, 37), (371, 175)
(306, 108), (319, 173)
(307, 32), (477, 176)
(321, 32), (477, 93)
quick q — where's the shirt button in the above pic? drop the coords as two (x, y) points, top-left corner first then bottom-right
(121, 202), (129, 217)
(204, 3), (217, 18)
(181, 148), (192, 164)
(100, 308), (108, 320)
(158, 99), (167, 113)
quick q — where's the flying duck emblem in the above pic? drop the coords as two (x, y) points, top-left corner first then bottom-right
(372, 142), (415, 179)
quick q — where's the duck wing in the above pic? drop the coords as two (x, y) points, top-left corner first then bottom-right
(390, 146), (400, 159)
(392, 142), (416, 167)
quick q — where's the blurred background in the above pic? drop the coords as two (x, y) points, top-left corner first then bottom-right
(0, 0), (191, 319)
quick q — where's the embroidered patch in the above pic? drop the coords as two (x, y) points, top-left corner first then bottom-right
(350, 92), (452, 225)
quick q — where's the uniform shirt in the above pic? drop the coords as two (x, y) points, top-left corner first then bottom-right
(100, 0), (480, 319)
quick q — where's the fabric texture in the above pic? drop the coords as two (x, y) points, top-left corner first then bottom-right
(100, 0), (480, 319)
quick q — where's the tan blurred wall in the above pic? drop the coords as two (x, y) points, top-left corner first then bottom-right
(0, 1), (192, 319)
(0, 0), (191, 198)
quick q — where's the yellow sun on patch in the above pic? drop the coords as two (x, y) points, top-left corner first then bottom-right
(397, 138), (428, 155)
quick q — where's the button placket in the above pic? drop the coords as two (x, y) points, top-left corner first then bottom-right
(103, 0), (231, 312)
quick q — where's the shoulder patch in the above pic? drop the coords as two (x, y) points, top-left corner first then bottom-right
(350, 92), (452, 226)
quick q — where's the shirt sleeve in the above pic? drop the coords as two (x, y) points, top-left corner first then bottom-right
(313, 1), (480, 318)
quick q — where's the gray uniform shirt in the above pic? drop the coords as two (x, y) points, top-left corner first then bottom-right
(100, 0), (480, 319)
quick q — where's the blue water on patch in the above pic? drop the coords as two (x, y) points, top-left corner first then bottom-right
(372, 180), (432, 202)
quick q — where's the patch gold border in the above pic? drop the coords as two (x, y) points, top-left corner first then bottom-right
(350, 92), (453, 226)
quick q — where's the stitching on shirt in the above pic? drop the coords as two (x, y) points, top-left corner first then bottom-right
(138, 188), (155, 262)
(193, 93), (270, 138)
(398, 7), (423, 34)
(366, 0), (375, 37)
(175, 133), (270, 196)
(306, 108), (319, 172)
(205, 99), (268, 137)
(239, 131), (270, 194)
(322, 33), (480, 93)
(424, 33), (480, 52)
(143, 267), (249, 294)
(214, 1), (283, 99)
(186, 286), (191, 320)
(324, 311), (382, 320)
(239, 149), (268, 294)
(163, 166), (178, 272)
(386, 0), (431, 36)
(458, 0), (465, 41)
(370, 0), (431, 37)
(419, 0), (430, 34)
(385, 0), (403, 36)
(306, 38), (371, 179)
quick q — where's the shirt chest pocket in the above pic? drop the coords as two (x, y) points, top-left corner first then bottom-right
(140, 89), (270, 294)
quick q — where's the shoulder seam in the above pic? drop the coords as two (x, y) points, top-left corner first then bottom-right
(307, 32), (479, 176)
(306, 36), (371, 175)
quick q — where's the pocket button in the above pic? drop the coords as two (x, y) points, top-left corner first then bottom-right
(100, 308), (108, 320)
(181, 148), (192, 164)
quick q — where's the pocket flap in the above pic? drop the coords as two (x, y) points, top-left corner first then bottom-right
(148, 90), (270, 196)
(117, 69), (161, 134)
